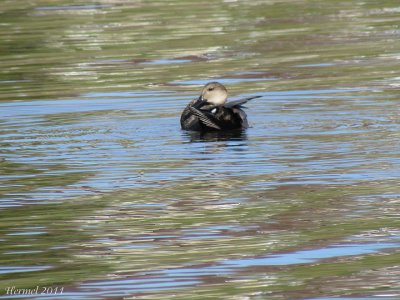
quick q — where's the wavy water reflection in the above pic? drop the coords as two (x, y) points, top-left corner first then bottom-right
(1, 0), (400, 299)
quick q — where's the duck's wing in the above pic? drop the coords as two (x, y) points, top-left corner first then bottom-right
(232, 107), (249, 128)
(181, 104), (200, 130)
(188, 106), (221, 130)
(224, 95), (261, 108)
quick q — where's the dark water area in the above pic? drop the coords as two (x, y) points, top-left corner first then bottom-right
(0, 1), (399, 299)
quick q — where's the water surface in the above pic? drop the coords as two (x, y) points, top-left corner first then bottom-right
(1, 1), (399, 299)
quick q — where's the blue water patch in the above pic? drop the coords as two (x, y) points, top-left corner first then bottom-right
(0, 80), (32, 84)
(4, 250), (44, 255)
(82, 90), (177, 98)
(0, 266), (52, 274)
(80, 278), (200, 295)
(147, 242), (398, 281)
(159, 265), (233, 277)
(6, 231), (47, 236)
(222, 243), (398, 267)
(262, 88), (366, 96)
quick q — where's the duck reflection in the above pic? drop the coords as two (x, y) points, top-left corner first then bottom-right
(183, 129), (247, 142)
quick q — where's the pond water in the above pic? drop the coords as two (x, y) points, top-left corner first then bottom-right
(0, 1), (399, 299)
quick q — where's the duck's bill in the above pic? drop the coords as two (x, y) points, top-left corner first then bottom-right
(192, 96), (206, 109)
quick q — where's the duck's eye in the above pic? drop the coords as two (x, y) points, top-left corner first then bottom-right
(207, 87), (214, 91)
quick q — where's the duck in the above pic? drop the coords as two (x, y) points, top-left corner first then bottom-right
(180, 82), (260, 131)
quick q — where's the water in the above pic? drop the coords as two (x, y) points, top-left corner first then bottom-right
(1, 1), (400, 299)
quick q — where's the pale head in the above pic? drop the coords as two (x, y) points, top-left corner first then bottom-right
(200, 82), (228, 106)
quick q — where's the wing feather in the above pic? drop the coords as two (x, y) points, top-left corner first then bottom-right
(233, 108), (249, 128)
(224, 95), (261, 108)
(188, 106), (221, 130)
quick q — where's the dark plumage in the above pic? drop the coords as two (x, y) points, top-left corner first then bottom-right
(180, 82), (260, 132)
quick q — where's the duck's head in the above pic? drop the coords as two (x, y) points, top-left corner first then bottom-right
(199, 82), (228, 106)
